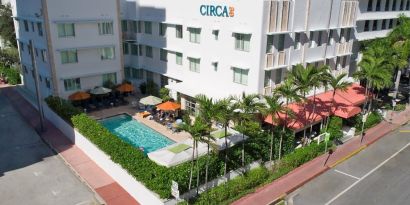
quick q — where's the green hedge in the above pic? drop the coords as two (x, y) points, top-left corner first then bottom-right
(326, 116), (343, 140)
(0, 66), (20, 85)
(354, 112), (382, 131)
(45, 96), (82, 123)
(192, 142), (328, 204)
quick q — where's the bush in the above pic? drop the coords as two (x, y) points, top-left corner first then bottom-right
(146, 80), (159, 96)
(0, 66), (20, 85)
(45, 96), (82, 123)
(326, 116), (343, 140)
(354, 112), (382, 131)
(160, 87), (171, 101)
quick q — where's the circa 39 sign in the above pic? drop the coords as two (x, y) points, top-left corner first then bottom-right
(200, 5), (235, 17)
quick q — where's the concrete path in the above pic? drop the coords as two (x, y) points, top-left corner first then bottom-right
(1, 86), (140, 205)
(288, 124), (410, 205)
(0, 88), (97, 205)
(233, 107), (410, 205)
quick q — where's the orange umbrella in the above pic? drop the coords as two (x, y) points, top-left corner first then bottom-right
(156, 101), (181, 111)
(69, 91), (90, 101)
(116, 83), (134, 92)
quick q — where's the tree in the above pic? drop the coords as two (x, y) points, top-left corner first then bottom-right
(0, 47), (19, 67)
(308, 65), (330, 132)
(274, 79), (301, 160)
(213, 98), (237, 175)
(160, 87), (172, 101)
(260, 93), (284, 162)
(326, 73), (352, 128)
(0, 4), (16, 48)
(178, 117), (209, 194)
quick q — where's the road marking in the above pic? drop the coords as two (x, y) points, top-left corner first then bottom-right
(334, 169), (360, 180)
(399, 130), (410, 133)
(325, 142), (410, 205)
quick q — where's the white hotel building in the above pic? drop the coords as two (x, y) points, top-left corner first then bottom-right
(11, 0), (407, 111)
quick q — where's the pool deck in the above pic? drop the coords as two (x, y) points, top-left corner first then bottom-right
(87, 99), (190, 143)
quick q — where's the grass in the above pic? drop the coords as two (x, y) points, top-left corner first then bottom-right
(168, 144), (190, 153)
(211, 130), (232, 139)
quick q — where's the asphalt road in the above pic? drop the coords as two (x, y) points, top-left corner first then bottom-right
(287, 123), (410, 205)
(0, 90), (98, 205)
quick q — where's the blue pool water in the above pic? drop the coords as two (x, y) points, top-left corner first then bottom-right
(99, 114), (174, 153)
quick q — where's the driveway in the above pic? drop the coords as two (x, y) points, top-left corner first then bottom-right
(0, 89), (99, 205)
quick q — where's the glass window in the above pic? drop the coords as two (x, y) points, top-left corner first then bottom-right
(123, 43), (129, 55)
(212, 62), (218, 71)
(264, 70), (272, 87)
(100, 47), (115, 60)
(146, 70), (154, 82)
(138, 45), (143, 56)
(364, 20), (370, 31)
(159, 23), (167, 36)
(19, 42), (24, 51)
(188, 28), (201, 43)
(24, 20), (29, 32)
(367, 0), (373, 11)
(98, 22), (113, 35)
(45, 78), (51, 88)
(131, 44), (138, 55)
(132, 68), (143, 79)
(188, 57), (200, 73)
(234, 33), (251, 52)
(278, 34), (285, 51)
(144, 21), (152, 34)
(31, 22), (35, 32)
(61, 50), (78, 64)
(376, 0), (381, 11)
(294, 33), (301, 49)
(35, 48), (38, 57)
(176, 25), (183, 38)
(212, 30), (219, 40)
(137, 21), (142, 33)
(121, 20), (128, 32)
(132, 21), (138, 33)
(37, 23), (43, 36)
(400, 0), (405, 10)
(328, 30), (334, 45)
(274, 68), (282, 84)
(57, 24), (75, 37)
(233, 67), (249, 85)
(372, 20), (378, 31)
(124, 67), (132, 79)
(102, 73), (117, 86)
(176, 52), (183, 65)
(392, 0), (397, 10)
(64, 78), (81, 91)
(41, 50), (47, 62)
(317, 31), (323, 46)
(382, 19), (387, 29)
(145, 46), (153, 58)
(407, 0), (410, 10)
(267, 35), (274, 53)
(385, 0), (391, 10)
(160, 49), (168, 62)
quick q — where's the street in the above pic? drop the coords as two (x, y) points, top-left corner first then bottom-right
(0, 89), (99, 205)
(287, 123), (410, 205)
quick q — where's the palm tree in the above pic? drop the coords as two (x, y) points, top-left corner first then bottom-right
(390, 40), (410, 99)
(308, 65), (330, 132)
(178, 117), (208, 193)
(325, 73), (352, 128)
(213, 98), (237, 175)
(355, 55), (393, 111)
(274, 79), (302, 160)
(260, 93), (284, 162)
(194, 94), (216, 186)
(233, 93), (265, 167)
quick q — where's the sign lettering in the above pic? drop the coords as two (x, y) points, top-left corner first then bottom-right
(200, 5), (235, 17)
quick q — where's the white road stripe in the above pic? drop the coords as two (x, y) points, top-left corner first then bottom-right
(334, 169), (360, 180)
(325, 142), (410, 205)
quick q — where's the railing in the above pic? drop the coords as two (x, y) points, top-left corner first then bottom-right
(268, 0), (290, 33)
(122, 32), (136, 41)
(336, 42), (353, 56)
(266, 51), (287, 68)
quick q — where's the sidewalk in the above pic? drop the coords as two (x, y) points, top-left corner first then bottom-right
(233, 108), (410, 205)
(1, 86), (140, 205)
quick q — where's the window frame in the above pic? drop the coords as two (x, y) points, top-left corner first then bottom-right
(232, 67), (249, 85)
(57, 23), (75, 38)
(64, 78), (81, 91)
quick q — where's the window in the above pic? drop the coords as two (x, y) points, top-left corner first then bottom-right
(367, 0), (373, 11)
(45, 78), (51, 88)
(159, 23), (167, 36)
(146, 70), (154, 82)
(131, 68), (143, 79)
(309, 31), (316, 48)
(407, 0), (410, 10)
(212, 62), (218, 71)
(41, 50), (47, 62)
(185, 98), (196, 114)
(121, 20), (128, 32)
(264, 70), (272, 87)
(24, 20), (29, 32)
(376, 0), (381, 11)
(27, 44), (31, 55)
(176, 52), (182, 65)
(234, 33), (251, 52)
(37, 23), (43, 36)
(382, 19), (387, 30)
(23, 65), (28, 74)
(388, 19), (393, 29)
(176, 25), (183, 38)
(294, 33), (301, 49)
(100, 47), (115, 60)
(132, 21), (138, 33)
(274, 68), (282, 84)
(188, 28), (201, 43)
(19, 42), (24, 51)
(123, 43), (129, 55)
(188, 57), (200, 73)
(98, 22), (113, 35)
(137, 21), (142, 33)
(125, 67), (131, 79)
(57, 24), (75, 37)
(328, 30), (334, 45)
(144, 21), (152, 34)
(266, 35), (273, 53)
(161, 75), (168, 87)
(385, 0), (391, 10)
(317, 31), (323, 46)
(131, 44), (138, 55)
(64, 78), (81, 91)
(160, 49), (168, 62)
(102, 73), (117, 85)
(212, 30), (219, 40)
(138, 45), (143, 56)
(372, 20), (378, 31)
(400, 0), (405, 10)
(61, 50), (78, 64)
(35, 48), (38, 57)
(233, 67), (249, 85)
(145, 46), (153, 58)
(392, 0), (397, 10)
(278, 34), (285, 51)
(364, 20), (370, 31)
(31, 22), (35, 32)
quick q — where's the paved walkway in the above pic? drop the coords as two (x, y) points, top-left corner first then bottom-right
(1, 86), (139, 205)
(233, 107), (410, 205)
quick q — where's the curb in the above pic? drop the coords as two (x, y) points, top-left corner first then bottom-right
(328, 145), (367, 168)
(267, 193), (287, 205)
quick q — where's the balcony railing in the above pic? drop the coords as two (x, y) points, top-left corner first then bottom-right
(122, 32), (136, 41)
(336, 42), (353, 56)
(266, 51), (287, 68)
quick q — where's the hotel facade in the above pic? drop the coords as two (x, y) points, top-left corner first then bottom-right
(10, 0), (408, 110)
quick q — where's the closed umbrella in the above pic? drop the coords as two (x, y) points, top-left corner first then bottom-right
(90, 87), (112, 95)
(69, 91), (90, 101)
(139, 95), (163, 105)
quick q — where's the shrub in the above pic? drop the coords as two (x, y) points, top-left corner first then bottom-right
(354, 111), (382, 131)
(45, 96), (82, 123)
(326, 116), (343, 140)
(0, 66), (20, 85)
(160, 87), (171, 101)
(146, 80), (159, 96)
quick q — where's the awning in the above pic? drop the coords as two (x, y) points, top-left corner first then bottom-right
(336, 83), (367, 106)
(334, 106), (361, 119)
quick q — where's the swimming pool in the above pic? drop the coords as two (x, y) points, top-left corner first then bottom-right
(99, 114), (174, 153)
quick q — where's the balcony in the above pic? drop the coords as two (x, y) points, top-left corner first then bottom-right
(122, 32), (136, 41)
(336, 42), (353, 56)
(266, 51), (287, 69)
(267, 0), (290, 33)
